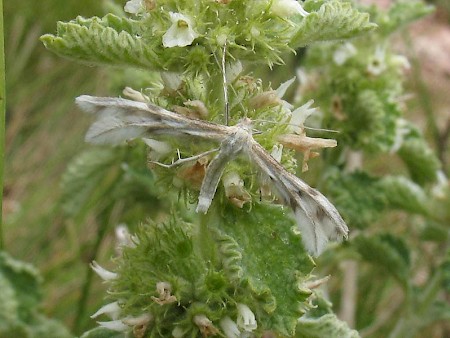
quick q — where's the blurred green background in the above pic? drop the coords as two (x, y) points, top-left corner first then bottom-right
(2, 0), (450, 335)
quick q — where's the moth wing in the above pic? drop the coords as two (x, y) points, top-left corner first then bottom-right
(249, 141), (348, 256)
(76, 95), (231, 145)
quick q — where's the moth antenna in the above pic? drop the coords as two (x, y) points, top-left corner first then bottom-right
(221, 42), (230, 126)
(254, 119), (340, 134)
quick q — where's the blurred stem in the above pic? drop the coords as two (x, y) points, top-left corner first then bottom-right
(73, 206), (113, 334)
(338, 150), (363, 327)
(0, 0), (5, 250)
(401, 30), (440, 150)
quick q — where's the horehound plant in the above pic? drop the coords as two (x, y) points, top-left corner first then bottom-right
(39, 0), (450, 337)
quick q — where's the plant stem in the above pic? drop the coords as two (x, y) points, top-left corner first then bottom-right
(0, 0), (6, 250)
(73, 207), (113, 334)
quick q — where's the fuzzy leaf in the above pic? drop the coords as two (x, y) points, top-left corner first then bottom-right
(60, 148), (120, 215)
(325, 171), (388, 229)
(0, 252), (42, 321)
(379, 176), (429, 215)
(41, 14), (166, 71)
(222, 204), (315, 336)
(0, 252), (72, 338)
(296, 314), (360, 338)
(291, 1), (377, 48)
(398, 137), (440, 185)
(353, 234), (410, 287)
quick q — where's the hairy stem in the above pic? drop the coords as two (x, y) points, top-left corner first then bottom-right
(0, 0), (5, 250)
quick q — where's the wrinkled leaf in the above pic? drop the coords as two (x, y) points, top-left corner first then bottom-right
(291, 1), (376, 48)
(296, 314), (360, 338)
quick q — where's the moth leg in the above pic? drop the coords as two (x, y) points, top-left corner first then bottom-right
(149, 148), (219, 168)
(196, 148), (234, 214)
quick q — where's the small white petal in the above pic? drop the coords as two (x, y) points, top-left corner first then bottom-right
(172, 326), (187, 338)
(276, 77), (296, 100)
(391, 54), (411, 70)
(91, 302), (121, 320)
(115, 224), (136, 249)
(367, 46), (387, 76)
(124, 0), (143, 14)
(236, 304), (257, 332)
(289, 100), (316, 133)
(122, 313), (152, 326)
(220, 317), (241, 338)
(90, 261), (118, 281)
(225, 61), (243, 83)
(143, 138), (172, 161)
(98, 320), (129, 332)
(161, 72), (183, 91)
(271, 0), (309, 17)
(333, 43), (357, 65)
(223, 172), (251, 208)
(162, 12), (198, 48)
(270, 144), (283, 163)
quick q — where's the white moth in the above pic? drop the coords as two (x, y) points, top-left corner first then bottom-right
(76, 95), (349, 256)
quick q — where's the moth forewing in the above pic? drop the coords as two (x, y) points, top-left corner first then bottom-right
(248, 141), (348, 256)
(76, 95), (232, 146)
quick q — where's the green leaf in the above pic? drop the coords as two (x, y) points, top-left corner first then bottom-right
(80, 327), (126, 338)
(296, 314), (360, 338)
(60, 148), (120, 215)
(41, 15), (166, 71)
(353, 234), (410, 287)
(291, 1), (377, 48)
(398, 137), (440, 185)
(0, 252), (42, 322)
(375, 1), (434, 35)
(222, 204), (315, 336)
(325, 171), (388, 229)
(379, 176), (429, 215)
(0, 252), (72, 338)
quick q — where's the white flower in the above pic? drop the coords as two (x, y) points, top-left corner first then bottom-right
(367, 46), (387, 76)
(271, 0), (309, 18)
(193, 315), (219, 336)
(289, 99), (317, 134)
(333, 43), (357, 65)
(270, 144), (283, 163)
(143, 138), (172, 161)
(161, 72), (183, 91)
(236, 304), (257, 332)
(249, 77), (295, 111)
(122, 313), (152, 326)
(98, 320), (129, 332)
(225, 61), (243, 83)
(162, 12), (199, 48)
(172, 326), (187, 338)
(124, 0), (143, 14)
(123, 87), (149, 102)
(90, 261), (118, 281)
(220, 317), (241, 338)
(223, 171), (251, 208)
(91, 301), (121, 320)
(391, 54), (411, 70)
